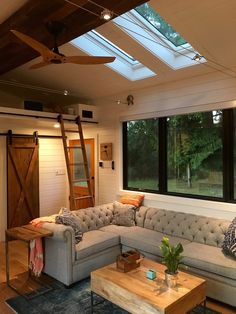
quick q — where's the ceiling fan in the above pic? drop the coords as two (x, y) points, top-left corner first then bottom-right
(11, 21), (115, 69)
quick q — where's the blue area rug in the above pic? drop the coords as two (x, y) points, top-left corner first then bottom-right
(6, 278), (221, 314)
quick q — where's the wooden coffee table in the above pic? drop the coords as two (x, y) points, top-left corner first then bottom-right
(91, 258), (206, 314)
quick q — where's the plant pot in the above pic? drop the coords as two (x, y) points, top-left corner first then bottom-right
(165, 270), (178, 288)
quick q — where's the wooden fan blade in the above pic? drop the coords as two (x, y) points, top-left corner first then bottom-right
(62, 56), (116, 65)
(11, 30), (54, 59)
(29, 61), (51, 69)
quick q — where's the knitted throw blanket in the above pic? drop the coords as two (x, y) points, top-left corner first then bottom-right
(222, 217), (236, 259)
(55, 207), (83, 244)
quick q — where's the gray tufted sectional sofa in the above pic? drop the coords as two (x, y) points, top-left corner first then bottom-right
(42, 203), (236, 307)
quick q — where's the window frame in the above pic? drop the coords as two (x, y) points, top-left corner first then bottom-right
(123, 108), (236, 203)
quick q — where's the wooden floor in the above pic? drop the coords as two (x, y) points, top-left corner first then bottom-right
(0, 241), (235, 314)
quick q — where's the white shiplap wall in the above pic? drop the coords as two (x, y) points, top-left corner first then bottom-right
(39, 138), (68, 217)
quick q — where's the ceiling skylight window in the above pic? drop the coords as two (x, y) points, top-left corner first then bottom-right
(92, 31), (137, 65)
(71, 31), (156, 81)
(135, 3), (187, 47)
(113, 4), (205, 70)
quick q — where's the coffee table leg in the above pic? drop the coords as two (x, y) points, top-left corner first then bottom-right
(203, 299), (206, 314)
(91, 291), (94, 314)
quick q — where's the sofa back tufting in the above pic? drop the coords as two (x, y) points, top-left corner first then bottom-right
(73, 203), (114, 233)
(142, 207), (230, 248)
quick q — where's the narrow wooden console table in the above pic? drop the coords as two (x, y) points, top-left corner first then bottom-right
(5, 224), (53, 296)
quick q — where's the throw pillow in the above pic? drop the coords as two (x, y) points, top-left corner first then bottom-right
(112, 202), (136, 227)
(119, 193), (144, 207)
(222, 217), (236, 259)
(56, 207), (83, 244)
(113, 201), (135, 210)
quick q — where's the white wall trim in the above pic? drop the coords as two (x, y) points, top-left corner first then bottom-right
(119, 99), (236, 122)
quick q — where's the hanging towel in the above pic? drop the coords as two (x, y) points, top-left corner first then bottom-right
(29, 238), (44, 277)
(29, 215), (56, 276)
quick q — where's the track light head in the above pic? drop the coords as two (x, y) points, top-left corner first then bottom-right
(192, 53), (203, 62)
(100, 9), (113, 21)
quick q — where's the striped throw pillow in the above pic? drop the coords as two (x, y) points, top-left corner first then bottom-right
(222, 217), (236, 260)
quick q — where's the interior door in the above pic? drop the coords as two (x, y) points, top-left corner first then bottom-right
(69, 138), (94, 209)
(7, 133), (39, 228)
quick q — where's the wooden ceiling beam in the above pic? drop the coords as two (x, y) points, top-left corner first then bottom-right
(0, 0), (147, 75)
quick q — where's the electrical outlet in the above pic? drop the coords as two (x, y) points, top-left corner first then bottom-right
(56, 169), (66, 175)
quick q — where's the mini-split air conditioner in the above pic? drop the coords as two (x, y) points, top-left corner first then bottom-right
(66, 104), (98, 123)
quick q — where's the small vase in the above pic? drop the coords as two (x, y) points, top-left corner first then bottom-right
(165, 270), (178, 288)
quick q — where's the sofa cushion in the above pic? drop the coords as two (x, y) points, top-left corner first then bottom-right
(75, 230), (119, 260)
(121, 227), (190, 257)
(100, 225), (140, 236)
(183, 242), (236, 280)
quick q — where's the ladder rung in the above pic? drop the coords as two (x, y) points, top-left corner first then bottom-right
(74, 196), (93, 200)
(69, 162), (87, 166)
(64, 129), (78, 133)
(73, 179), (90, 183)
(66, 146), (82, 149)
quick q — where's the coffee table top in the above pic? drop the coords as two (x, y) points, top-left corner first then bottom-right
(91, 258), (206, 314)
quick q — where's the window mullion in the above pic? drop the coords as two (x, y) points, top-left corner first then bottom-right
(159, 117), (167, 193)
(223, 109), (234, 201)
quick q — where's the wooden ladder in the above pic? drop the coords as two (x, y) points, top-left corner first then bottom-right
(58, 115), (94, 210)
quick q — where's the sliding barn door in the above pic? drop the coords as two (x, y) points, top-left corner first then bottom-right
(7, 132), (39, 228)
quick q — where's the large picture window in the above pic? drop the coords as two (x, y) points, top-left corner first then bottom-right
(123, 108), (235, 202)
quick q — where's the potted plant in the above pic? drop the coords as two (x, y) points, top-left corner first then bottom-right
(160, 237), (184, 288)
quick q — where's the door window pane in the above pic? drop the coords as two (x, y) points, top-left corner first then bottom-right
(73, 144), (91, 187)
(167, 110), (223, 197)
(125, 118), (159, 191)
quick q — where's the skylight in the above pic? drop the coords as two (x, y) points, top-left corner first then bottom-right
(113, 4), (205, 70)
(71, 31), (156, 81)
(92, 31), (137, 65)
(135, 3), (187, 47)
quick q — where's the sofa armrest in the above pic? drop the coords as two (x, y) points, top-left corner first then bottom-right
(43, 222), (75, 244)
(42, 222), (76, 286)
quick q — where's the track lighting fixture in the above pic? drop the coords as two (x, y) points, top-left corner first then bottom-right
(116, 95), (134, 106)
(127, 94), (134, 106)
(100, 9), (113, 21)
(192, 53), (203, 61)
